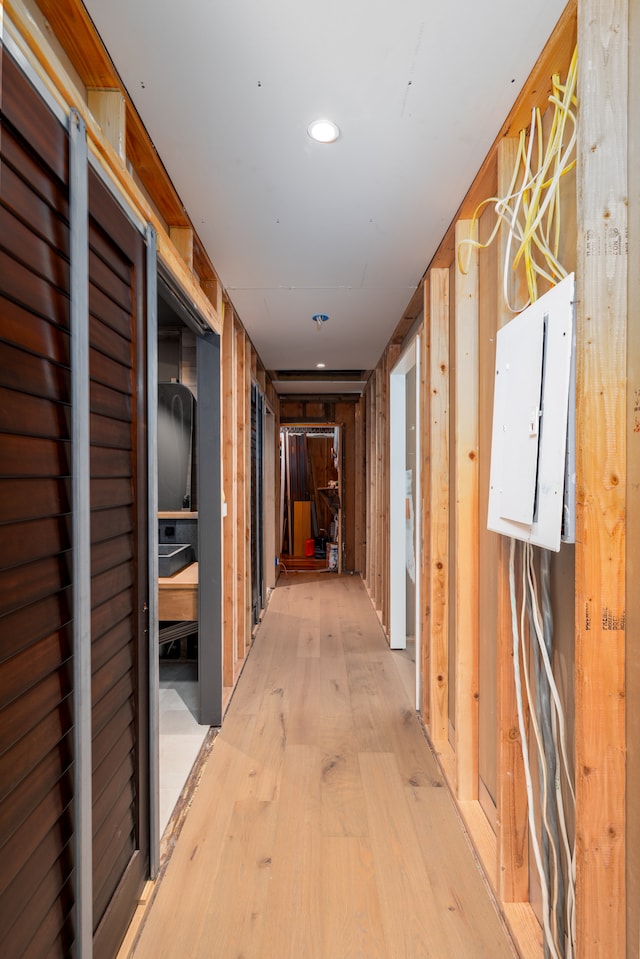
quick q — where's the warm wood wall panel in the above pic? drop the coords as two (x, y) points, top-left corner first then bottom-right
(453, 220), (479, 802)
(428, 269), (450, 745)
(234, 321), (248, 661)
(477, 202), (500, 832)
(627, 3), (640, 956)
(222, 305), (237, 688)
(494, 137), (530, 908)
(576, 1), (628, 954)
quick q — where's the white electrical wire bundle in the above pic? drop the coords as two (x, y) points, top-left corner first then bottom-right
(509, 540), (576, 959)
(458, 46), (578, 312)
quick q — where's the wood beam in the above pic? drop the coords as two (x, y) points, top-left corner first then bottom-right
(222, 305), (237, 688)
(495, 138), (529, 905)
(453, 220), (479, 801)
(428, 268), (450, 746)
(234, 321), (247, 663)
(575, 1), (628, 955)
(420, 278), (431, 723)
(244, 335), (252, 647)
(87, 88), (125, 163)
(169, 226), (194, 274)
(354, 395), (365, 574)
(626, 2), (640, 955)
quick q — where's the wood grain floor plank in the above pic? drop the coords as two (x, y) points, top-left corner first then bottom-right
(129, 574), (517, 959)
(287, 656), (323, 747)
(405, 783), (516, 959)
(133, 733), (258, 957)
(193, 798), (278, 959)
(321, 836), (388, 959)
(261, 744), (323, 959)
(319, 719), (369, 838)
(359, 751), (452, 958)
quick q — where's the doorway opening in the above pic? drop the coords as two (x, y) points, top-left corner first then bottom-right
(155, 274), (221, 835)
(279, 424), (343, 572)
(389, 338), (421, 709)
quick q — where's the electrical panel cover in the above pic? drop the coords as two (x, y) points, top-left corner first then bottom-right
(487, 273), (575, 551)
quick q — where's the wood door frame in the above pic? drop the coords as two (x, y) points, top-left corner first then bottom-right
(389, 337), (421, 709)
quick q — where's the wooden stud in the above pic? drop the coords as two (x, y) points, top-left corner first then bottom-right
(222, 305), (237, 688)
(169, 226), (194, 274)
(626, 2), (640, 954)
(477, 200), (500, 835)
(428, 268), (450, 745)
(364, 378), (375, 591)
(420, 277), (431, 723)
(234, 321), (247, 663)
(453, 220), (479, 801)
(244, 336), (252, 646)
(384, 345), (401, 633)
(576, 2), (628, 955)
(495, 137), (529, 905)
(201, 275), (223, 319)
(354, 396), (365, 573)
(87, 88), (125, 163)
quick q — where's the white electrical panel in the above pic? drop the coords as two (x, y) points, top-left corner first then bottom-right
(487, 273), (575, 551)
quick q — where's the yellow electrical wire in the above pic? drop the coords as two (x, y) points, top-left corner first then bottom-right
(458, 45), (577, 311)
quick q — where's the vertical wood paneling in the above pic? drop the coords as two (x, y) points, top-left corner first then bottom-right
(244, 337), (253, 644)
(576, 3), (628, 955)
(420, 280), (431, 723)
(383, 345), (400, 632)
(495, 137), (529, 904)
(429, 269), (450, 745)
(87, 88), (126, 163)
(453, 220), (479, 801)
(234, 321), (247, 661)
(626, 2), (640, 955)
(354, 396), (365, 573)
(375, 360), (385, 619)
(222, 305), (237, 687)
(365, 377), (376, 592)
(477, 202), (500, 832)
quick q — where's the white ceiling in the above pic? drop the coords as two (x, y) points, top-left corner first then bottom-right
(83, 0), (567, 391)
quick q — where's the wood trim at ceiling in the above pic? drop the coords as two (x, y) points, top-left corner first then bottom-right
(35, 0), (218, 284)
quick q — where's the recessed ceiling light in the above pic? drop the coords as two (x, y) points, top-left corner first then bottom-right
(316, 362), (326, 369)
(307, 118), (340, 143)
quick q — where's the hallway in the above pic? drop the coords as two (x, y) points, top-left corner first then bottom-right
(127, 573), (516, 959)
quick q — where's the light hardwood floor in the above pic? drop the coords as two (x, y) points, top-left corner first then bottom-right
(130, 573), (517, 959)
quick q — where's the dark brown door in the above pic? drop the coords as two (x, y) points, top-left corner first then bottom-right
(0, 49), (150, 959)
(88, 168), (149, 959)
(0, 50), (76, 959)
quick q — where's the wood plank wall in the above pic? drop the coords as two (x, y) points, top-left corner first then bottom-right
(626, 3), (640, 957)
(576, 2), (628, 955)
(220, 308), (278, 696)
